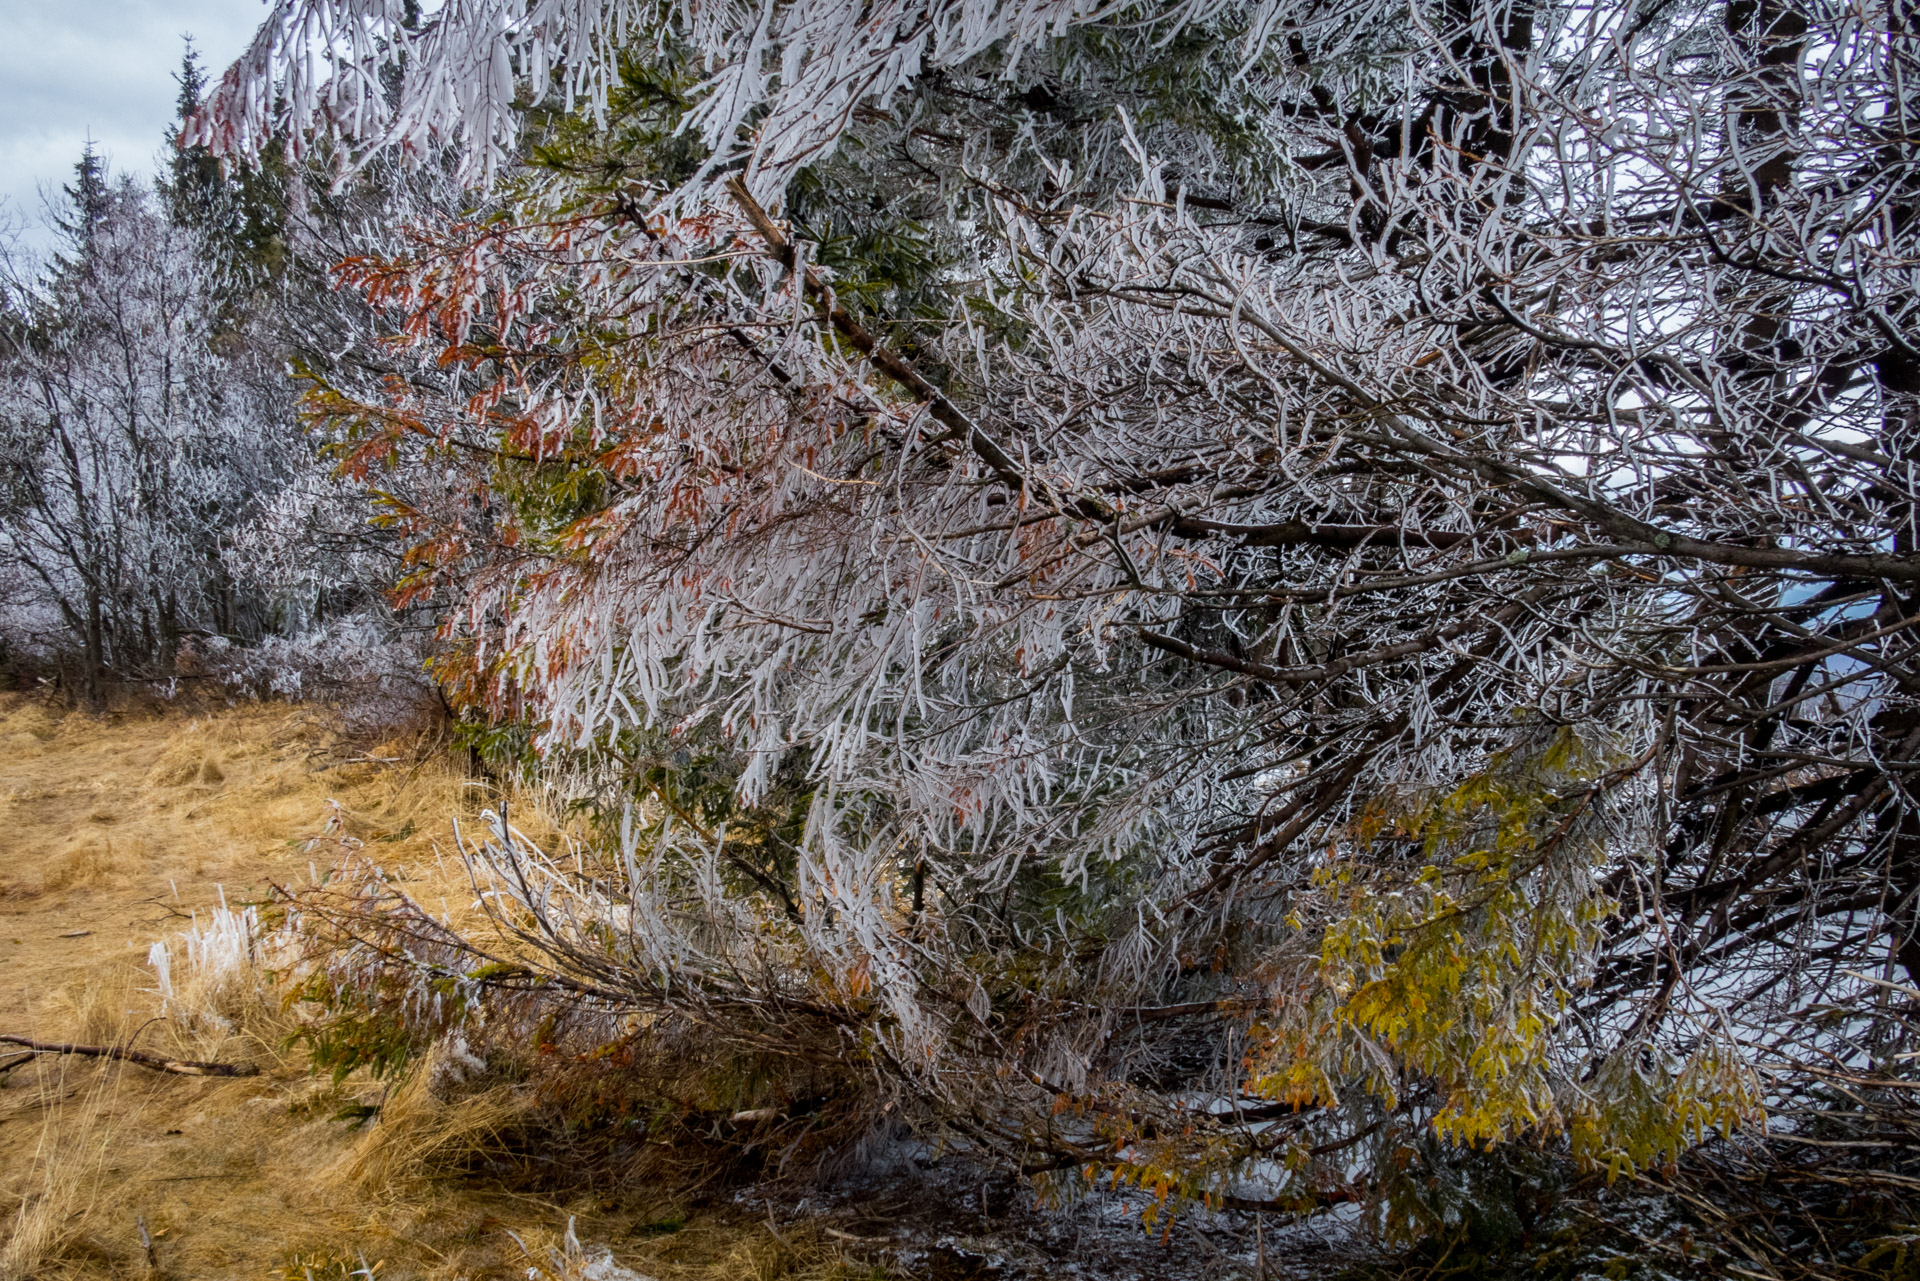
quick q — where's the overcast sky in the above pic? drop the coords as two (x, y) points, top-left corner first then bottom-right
(1, 1), (266, 249)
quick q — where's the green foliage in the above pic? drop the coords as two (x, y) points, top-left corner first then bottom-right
(452, 714), (545, 781)
(523, 52), (708, 194)
(631, 1210), (687, 1238)
(1363, 1138), (1574, 1261)
(284, 970), (428, 1084)
(784, 162), (954, 337)
(1327, 728), (1620, 1143)
(1565, 1041), (1760, 1181)
(1061, 21), (1295, 194)
(1250, 729), (1616, 1127)
(330, 1101), (385, 1127)
(55, 146), (112, 251)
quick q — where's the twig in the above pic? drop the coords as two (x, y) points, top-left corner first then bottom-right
(0, 1034), (259, 1077)
(722, 178), (1101, 519)
(764, 1199), (793, 1250)
(1842, 969), (1920, 1001)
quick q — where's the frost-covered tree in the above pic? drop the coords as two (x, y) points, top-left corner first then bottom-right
(208, 0), (1920, 1242)
(0, 67), (458, 711)
(163, 41), (291, 298)
(0, 154), (303, 701)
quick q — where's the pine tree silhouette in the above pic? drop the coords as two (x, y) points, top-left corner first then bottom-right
(57, 142), (111, 257)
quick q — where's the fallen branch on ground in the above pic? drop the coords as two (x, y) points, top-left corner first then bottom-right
(0, 1034), (259, 1077)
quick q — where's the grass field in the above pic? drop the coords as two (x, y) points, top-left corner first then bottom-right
(0, 693), (908, 1281)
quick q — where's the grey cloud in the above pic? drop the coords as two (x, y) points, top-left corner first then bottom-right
(0, 1), (265, 248)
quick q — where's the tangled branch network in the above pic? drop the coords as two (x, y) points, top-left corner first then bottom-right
(210, 0), (1920, 1220)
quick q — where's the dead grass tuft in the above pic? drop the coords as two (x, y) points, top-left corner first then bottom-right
(5, 704), (63, 742)
(0, 695), (913, 1281)
(140, 726), (230, 791)
(54, 965), (143, 1046)
(41, 836), (136, 892)
(325, 1043), (534, 1198)
(147, 906), (299, 1066)
(0, 1062), (122, 1280)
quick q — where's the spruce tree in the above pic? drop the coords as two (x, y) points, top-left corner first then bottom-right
(55, 143), (111, 263)
(161, 38), (287, 292)
(164, 41), (225, 231)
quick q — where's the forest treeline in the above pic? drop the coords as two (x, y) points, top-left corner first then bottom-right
(8, 2), (1920, 1276)
(0, 50), (427, 713)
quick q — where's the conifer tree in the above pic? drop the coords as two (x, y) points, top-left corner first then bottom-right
(55, 144), (111, 262)
(163, 38), (287, 293)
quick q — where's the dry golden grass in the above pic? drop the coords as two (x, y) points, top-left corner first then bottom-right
(51, 965), (142, 1046)
(0, 695), (516, 1277)
(0, 693), (909, 1281)
(326, 1046), (533, 1200)
(0, 1047), (127, 1279)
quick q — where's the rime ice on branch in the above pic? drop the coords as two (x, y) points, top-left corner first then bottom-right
(211, 0), (1920, 1224)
